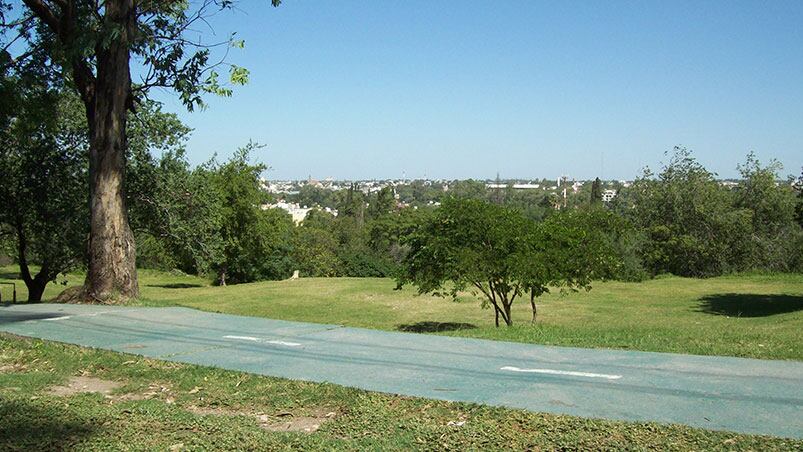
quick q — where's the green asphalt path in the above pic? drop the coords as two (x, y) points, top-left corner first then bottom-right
(1, 303), (801, 439)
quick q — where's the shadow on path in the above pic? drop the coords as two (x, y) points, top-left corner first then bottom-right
(0, 307), (64, 324)
(397, 321), (477, 333)
(696, 293), (803, 317)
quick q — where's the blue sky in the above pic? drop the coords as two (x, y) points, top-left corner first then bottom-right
(151, 1), (803, 181)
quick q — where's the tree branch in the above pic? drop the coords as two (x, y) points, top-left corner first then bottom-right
(21, 0), (60, 34)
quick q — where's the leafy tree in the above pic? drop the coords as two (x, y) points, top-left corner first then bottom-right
(397, 199), (616, 326)
(590, 177), (603, 204)
(629, 147), (752, 276)
(128, 146), (224, 275)
(796, 169), (803, 228)
(338, 184), (365, 222)
(368, 186), (395, 219)
(516, 208), (622, 323)
(2, 0), (281, 301)
(734, 153), (800, 270)
(205, 144), (294, 285)
(0, 75), (86, 302)
(294, 185), (338, 209)
(292, 224), (341, 277)
(448, 179), (488, 201)
(0, 67), (205, 300)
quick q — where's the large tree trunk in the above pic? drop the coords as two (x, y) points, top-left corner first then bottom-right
(15, 220), (48, 302)
(24, 276), (47, 303)
(81, 0), (139, 302)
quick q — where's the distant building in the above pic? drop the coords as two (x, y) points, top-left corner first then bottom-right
(602, 189), (617, 203)
(485, 183), (541, 189)
(263, 201), (313, 224)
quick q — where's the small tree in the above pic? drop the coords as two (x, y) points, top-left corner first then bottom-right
(397, 199), (617, 326)
(516, 208), (622, 323)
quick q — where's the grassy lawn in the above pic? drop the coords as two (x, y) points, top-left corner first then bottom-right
(1, 333), (800, 450)
(1, 266), (802, 360)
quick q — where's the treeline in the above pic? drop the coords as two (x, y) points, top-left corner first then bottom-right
(143, 148), (803, 282)
(2, 85), (802, 300)
(619, 149), (803, 277)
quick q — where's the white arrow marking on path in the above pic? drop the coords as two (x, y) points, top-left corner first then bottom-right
(223, 335), (301, 347)
(501, 366), (622, 380)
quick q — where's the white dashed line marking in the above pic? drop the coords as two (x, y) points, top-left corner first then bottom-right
(223, 335), (301, 347)
(501, 366), (622, 380)
(41, 316), (72, 321)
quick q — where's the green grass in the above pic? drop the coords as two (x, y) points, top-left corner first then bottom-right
(2, 266), (802, 360)
(1, 333), (800, 450)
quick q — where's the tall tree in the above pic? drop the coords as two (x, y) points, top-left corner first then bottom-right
(204, 144), (295, 285)
(0, 71), (87, 302)
(629, 147), (752, 276)
(794, 168), (803, 228)
(2, 0), (281, 301)
(368, 186), (395, 219)
(590, 177), (603, 204)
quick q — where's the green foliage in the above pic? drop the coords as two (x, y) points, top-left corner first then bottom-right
(128, 148), (224, 275)
(367, 186), (395, 219)
(796, 169), (803, 228)
(0, 69), (87, 300)
(624, 148), (802, 277)
(292, 223), (341, 277)
(627, 148), (753, 277)
(397, 199), (617, 326)
(205, 144), (295, 284)
(590, 177), (602, 204)
(733, 154), (800, 271)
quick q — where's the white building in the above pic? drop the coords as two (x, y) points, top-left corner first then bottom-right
(263, 201), (312, 224)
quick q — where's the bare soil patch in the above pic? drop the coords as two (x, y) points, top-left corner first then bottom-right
(48, 376), (123, 397)
(187, 405), (337, 433)
(0, 363), (26, 373)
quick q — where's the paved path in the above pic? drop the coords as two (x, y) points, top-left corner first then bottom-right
(1, 303), (801, 438)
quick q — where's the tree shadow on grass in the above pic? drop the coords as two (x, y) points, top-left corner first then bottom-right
(397, 321), (477, 333)
(146, 283), (203, 289)
(696, 293), (803, 317)
(0, 398), (97, 449)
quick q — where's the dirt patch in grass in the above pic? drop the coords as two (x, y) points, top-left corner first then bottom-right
(187, 405), (338, 433)
(48, 376), (123, 397)
(0, 363), (26, 373)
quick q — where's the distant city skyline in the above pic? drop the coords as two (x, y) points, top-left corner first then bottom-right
(152, 1), (803, 180)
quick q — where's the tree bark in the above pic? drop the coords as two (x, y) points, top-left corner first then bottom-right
(22, 0), (140, 302)
(81, 0), (139, 302)
(15, 220), (48, 303)
(502, 302), (513, 326)
(530, 290), (538, 324)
